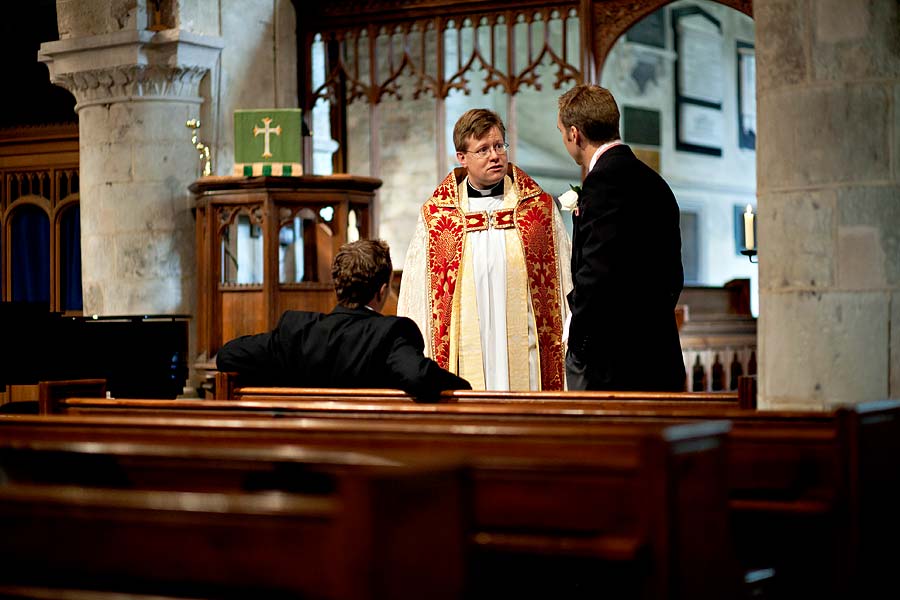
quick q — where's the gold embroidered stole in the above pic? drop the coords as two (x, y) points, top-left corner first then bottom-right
(514, 186), (566, 390)
(423, 165), (565, 390)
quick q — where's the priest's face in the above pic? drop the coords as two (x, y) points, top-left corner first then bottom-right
(457, 126), (508, 190)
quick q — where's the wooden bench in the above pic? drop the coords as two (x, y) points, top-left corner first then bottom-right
(39, 385), (900, 599)
(220, 371), (759, 409)
(0, 453), (466, 600)
(38, 378), (106, 415)
(0, 413), (737, 599)
(240, 386), (755, 408)
(41, 375), (756, 413)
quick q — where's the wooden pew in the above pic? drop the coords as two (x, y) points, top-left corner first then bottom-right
(38, 378), (106, 415)
(44, 396), (895, 529)
(0, 450), (466, 600)
(0, 413), (737, 600)
(212, 371), (759, 409)
(40, 374), (755, 413)
(41, 390), (900, 599)
(52, 396), (746, 419)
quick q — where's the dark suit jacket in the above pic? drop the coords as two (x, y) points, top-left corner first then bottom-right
(216, 306), (471, 401)
(568, 144), (686, 391)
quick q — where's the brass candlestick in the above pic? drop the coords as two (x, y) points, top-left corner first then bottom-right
(186, 118), (212, 177)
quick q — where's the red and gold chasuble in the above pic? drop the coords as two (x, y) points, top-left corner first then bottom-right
(422, 164), (565, 390)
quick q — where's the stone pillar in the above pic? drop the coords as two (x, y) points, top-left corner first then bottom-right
(39, 20), (222, 317)
(756, 0), (900, 409)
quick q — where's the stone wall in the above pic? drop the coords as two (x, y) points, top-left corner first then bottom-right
(208, 0), (297, 174)
(756, 0), (900, 408)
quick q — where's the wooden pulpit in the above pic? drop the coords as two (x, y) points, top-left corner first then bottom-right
(191, 175), (382, 364)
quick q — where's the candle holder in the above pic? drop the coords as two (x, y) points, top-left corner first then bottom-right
(740, 204), (757, 263)
(186, 118), (212, 177)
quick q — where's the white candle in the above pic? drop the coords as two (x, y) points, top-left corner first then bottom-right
(743, 204), (755, 251)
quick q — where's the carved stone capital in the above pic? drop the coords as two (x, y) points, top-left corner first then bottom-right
(54, 64), (208, 109)
(39, 29), (223, 111)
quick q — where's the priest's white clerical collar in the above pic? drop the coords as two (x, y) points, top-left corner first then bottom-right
(466, 178), (504, 198)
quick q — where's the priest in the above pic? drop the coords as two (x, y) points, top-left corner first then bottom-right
(398, 109), (572, 391)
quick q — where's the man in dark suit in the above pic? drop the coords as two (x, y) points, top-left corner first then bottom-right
(216, 239), (471, 401)
(557, 84), (685, 391)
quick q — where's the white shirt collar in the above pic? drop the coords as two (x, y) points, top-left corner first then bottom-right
(588, 140), (624, 173)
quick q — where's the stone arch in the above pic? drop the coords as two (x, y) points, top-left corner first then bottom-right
(590, 0), (752, 77)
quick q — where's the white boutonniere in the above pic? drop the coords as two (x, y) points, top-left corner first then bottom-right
(558, 184), (581, 214)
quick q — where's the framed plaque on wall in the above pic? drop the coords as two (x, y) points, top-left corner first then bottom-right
(673, 6), (724, 156)
(737, 40), (756, 150)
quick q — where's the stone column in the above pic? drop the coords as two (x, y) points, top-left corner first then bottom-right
(756, 0), (900, 409)
(39, 27), (223, 317)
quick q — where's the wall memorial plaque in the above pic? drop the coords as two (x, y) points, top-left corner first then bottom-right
(673, 7), (723, 156)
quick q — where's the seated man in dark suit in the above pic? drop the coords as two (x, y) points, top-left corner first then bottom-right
(216, 239), (471, 401)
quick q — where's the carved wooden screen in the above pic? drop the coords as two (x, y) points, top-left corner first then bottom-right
(295, 0), (751, 177)
(297, 1), (583, 177)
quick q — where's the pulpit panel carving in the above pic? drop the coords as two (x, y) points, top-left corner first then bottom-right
(274, 203), (339, 285)
(218, 205), (264, 286)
